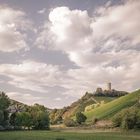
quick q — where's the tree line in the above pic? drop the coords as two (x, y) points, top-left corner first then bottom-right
(0, 92), (50, 130)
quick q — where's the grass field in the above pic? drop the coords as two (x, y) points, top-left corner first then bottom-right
(85, 90), (140, 121)
(94, 96), (117, 103)
(0, 131), (140, 140)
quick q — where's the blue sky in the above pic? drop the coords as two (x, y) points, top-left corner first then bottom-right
(0, 0), (140, 108)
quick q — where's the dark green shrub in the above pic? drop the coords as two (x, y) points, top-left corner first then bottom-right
(76, 112), (87, 124)
(112, 107), (140, 130)
(92, 117), (98, 125)
(64, 118), (76, 127)
(112, 112), (123, 127)
(121, 109), (137, 129)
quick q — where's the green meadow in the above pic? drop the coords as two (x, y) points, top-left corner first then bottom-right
(0, 131), (140, 140)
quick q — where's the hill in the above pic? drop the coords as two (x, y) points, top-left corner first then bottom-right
(94, 88), (128, 97)
(50, 92), (116, 124)
(8, 99), (28, 113)
(8, 99), (52, 114)
(84, 89), (140, 122)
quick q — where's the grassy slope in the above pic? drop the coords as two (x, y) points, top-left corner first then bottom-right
(0, 131), (140, 140)
(94, 96), (117, 103)
(62, 93), (96, 119)
(85, 89), (140, 122)
(62, 94), (116, 119)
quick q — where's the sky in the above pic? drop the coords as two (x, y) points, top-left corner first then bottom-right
(0, 0), (140, 108)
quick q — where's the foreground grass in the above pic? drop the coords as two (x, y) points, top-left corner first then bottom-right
(85, 89), (140, 121)
(0, 131), (140, 140)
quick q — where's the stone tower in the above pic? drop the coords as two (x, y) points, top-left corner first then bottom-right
(107, 82), (111, 91)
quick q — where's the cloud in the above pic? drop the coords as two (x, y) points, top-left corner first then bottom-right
(7, 92), (43, 105)
(35, 7), (92, 50)
(93, 0), (140, 45)
(0, 59), (93, 99)
(36, 0), (140, 55)
(37, 8), (46, 14)
(0, 0), (140, 107)
(0, 60), (62, 93)
(0, 6), (32, 52)
(35, 0), (140, 94)
(54, 97), (62, 101)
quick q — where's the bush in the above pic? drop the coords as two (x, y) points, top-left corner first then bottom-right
(0, 125), (5, 131)
(4, 125), (14, 130)
(121, 110), (137, 130)
(64, 118), (76, 127)
(18, 112), (32, 129)
(112, 112), (123, 127)
(76, 112), (87, 124)
(135, 111), (140, 128)
(33, 111), (50, 130)
(0, 110), (4, 124)
(112, 107), (140, 130)
(92, 117), (98, 125)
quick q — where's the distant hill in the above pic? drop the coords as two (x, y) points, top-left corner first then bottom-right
(84, 89), (140, 122)
(8, 99), (28, 113)
(8, 99), (52, 114)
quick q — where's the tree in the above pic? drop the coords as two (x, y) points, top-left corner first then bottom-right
(0, 92), (10, 110)
(112, 112), (123, 127)
(64, 118), (76, 127)
(20, 112), (32, 129)
(29, 104), (50, 130)
(0, 92), (10, 127)
(14, 104), (50, 130)
(14, 112), (32, 129)
(76, 112), (87, 124)
(0, 110), (4, 125)
(121, 109), (138, 130)
(9, 113), (17, 126)
(112, 107), (140, 130)
(49, 109), (56, 124)
(33, 111), (50, 130)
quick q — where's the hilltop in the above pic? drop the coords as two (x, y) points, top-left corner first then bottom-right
(49, 92), (117, 124)
(85, 89), (140, 122)
(49, 83), (129, 124)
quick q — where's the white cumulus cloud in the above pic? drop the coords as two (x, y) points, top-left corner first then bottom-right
(35, 0), (140, 94)
(0, 6), (32, 52)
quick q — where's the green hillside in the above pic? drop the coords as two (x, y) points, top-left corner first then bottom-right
(94, 96), (117, 103)
(85, 89), (140, 122)
(50, 93), (97, 123)
(62, 93), (116, 118)
(50, 93), (117, 124)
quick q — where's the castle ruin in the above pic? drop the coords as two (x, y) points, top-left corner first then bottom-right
(107, 82), (111, 91)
